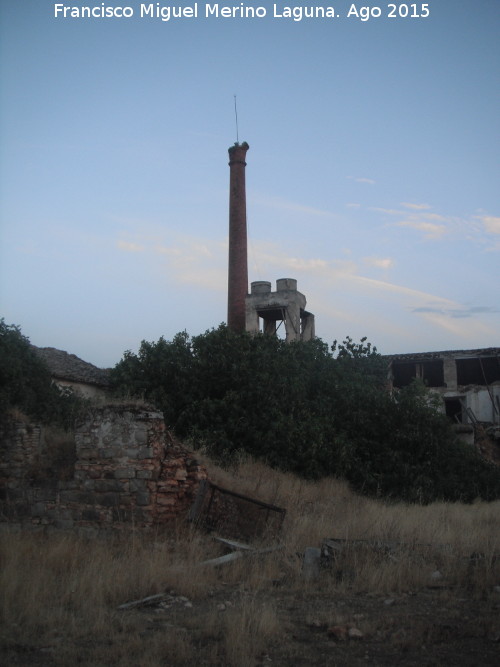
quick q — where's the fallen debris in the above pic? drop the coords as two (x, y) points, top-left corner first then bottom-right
(189, 479), (286, 541)
(199, 537), (284, 568)
(302, 547), (321, 581)
(118, 592), (193, 611)
(118, 593), (168, 611)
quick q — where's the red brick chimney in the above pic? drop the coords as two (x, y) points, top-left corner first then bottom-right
(227, 141), (249, 332)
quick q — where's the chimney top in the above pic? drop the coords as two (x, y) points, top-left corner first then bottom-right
(228, 142), (249, 165)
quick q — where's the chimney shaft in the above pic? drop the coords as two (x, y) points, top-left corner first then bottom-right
(227, 141), (249, 332)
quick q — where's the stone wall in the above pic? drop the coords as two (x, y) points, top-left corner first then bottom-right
(0, 418), (43, 495)
(0, 404), (207, 532)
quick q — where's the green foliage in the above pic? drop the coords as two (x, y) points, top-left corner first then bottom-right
(0, 319), (84, 429)
(110, 325), (500, 503)
(111, 331), (193, 426)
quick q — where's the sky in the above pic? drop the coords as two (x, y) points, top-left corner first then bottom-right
(1, 0), (499, 369)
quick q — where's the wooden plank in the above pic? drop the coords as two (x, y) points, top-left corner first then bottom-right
(213, 536), (254, 551)
(118, 593), (166, 610)
(199, 551), (244, 567)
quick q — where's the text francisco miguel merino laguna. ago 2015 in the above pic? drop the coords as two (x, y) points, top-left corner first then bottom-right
(53, 3), (432, 22)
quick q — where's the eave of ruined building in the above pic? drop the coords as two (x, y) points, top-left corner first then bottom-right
(32, 346), (111, 388)
(382, 347), (500, 362)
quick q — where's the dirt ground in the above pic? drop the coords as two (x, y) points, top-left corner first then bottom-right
(4, 581), (498, 666)
(131, 585), (500, 666)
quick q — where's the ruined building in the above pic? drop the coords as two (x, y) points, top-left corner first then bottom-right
(227, 142), (315, 341)
(386, 348), (500, 449)
(33, 346), (110, 400)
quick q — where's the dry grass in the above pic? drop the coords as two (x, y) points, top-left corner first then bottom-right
(1, 454), (499, 665)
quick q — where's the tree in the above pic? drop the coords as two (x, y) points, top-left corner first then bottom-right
(0, 319), (82, 428)
(111, 331), (193, 427)
(111, 326), (500, 503)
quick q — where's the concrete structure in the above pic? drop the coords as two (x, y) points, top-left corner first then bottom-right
(227, 141), (249, 333)
(246, 279), (315, 342)
(385, 348), (500, 445)
(226, 142), (316, 339)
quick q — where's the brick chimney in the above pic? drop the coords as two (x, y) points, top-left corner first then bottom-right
(227, 141), (249, 332)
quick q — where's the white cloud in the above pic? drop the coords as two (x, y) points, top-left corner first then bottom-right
(369, 207), (404, 216)
(354, 177), (376, 185)
(371, 204), (498, 249)
(416, 310), (495, 340)
(396, 220), (447, 239)
(363, 257), (394, 270)
(479, 215), (500, 235)
(400, 202), (431, 210)
(110, 223), (499, 351)
(157, 246), (182, 257)
(117, 240), (144, 252)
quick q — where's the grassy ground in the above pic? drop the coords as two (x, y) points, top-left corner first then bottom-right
(1, 456), (499, 665)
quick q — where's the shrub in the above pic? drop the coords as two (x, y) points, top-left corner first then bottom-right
(0, 319), (84, 429)
(110, 325), (500, 503)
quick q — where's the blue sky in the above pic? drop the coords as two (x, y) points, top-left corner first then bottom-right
(1, 0), (499, 368)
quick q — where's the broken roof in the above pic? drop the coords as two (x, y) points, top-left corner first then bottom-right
(383, 347), (500, 362)
(33, 346), (111, 387)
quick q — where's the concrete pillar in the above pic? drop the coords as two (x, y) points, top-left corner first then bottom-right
(263, 319), (277, 335)
(277, 279), (300, 342)
(284, 305), (301, 342)
(227, 142), (249, 333)
(301, 313), (315, 341)
(443, 356), (457, 389)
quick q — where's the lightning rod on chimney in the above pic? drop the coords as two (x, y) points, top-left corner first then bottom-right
(234, 94), (239, 144)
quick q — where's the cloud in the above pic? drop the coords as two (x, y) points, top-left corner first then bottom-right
(281, 257), (329, 272)
(110, 223), (499, 350)
(354, 177), (376, 185)
(396, 220), (447, 239)
(371, 204), (450, 240)
(251, 242), (453, 306)
(371, 205), (499, 249)
(117, 240), (144, 252)
(400, 202), (431, 210)
(479, 215), (500, 235)
(369, 207), (403, 215)
(363, 257), (394, 270)
(413, 305), (499, 319)
(413, 310), (495, 340)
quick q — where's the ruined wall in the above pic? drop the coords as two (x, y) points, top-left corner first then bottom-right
(0, 419), (43, 494)
(0, 404), (207, 532)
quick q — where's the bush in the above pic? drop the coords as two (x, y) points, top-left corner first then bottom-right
(111, 325), (500, 503)
(0, 319), (84, 429)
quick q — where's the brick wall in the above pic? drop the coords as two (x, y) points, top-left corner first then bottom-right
(0, 404), (207, 532)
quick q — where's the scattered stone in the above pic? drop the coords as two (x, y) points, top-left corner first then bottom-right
(384, 598), (395, 606)
(302, 547), (321, 581)
(430, 570), (443, 580)
(493, 586), (500, 594)
(327, 625), (348, 641)
(217, 603), (226, 611)
(348, 627), (364, 639)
